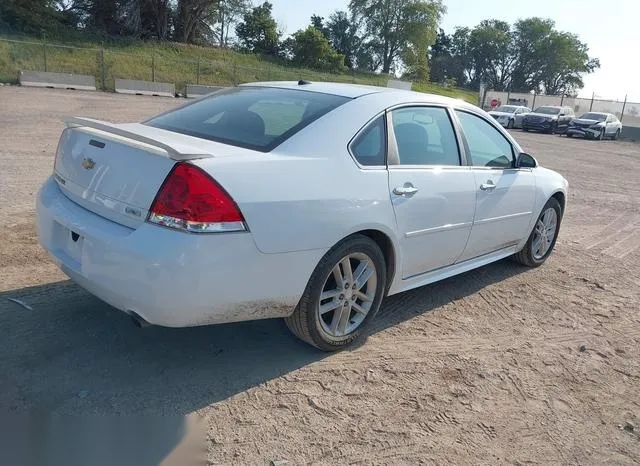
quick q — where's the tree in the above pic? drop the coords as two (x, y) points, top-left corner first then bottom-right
(310, 14), (330, 40)
(431, 17), (599, 94)
(349, 0), (445, 74)
(509, 18), (599, 94)
(288, 26), (345, 72)
(235, 1), (280, 56)
(174, 0), (218, 43)
(144, 0), (172, 40)
(326, 10), (362, 69)
(0, 0), (70, 35)
(467, 19), (514, 90)
(215, 0), (250, 47)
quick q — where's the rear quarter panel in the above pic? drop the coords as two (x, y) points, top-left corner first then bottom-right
(192, 94), (401, 256)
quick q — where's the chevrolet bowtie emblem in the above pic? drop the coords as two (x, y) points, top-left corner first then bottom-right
(82, 157), (96, 170)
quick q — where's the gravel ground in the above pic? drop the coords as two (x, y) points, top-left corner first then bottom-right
(1, 87), (639, 465)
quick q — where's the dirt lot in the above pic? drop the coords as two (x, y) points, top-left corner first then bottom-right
(1, 87), (639, 465)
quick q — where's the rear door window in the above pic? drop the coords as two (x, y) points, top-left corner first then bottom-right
(145, 87), (350, 152)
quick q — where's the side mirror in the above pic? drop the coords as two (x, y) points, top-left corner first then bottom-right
(516, 152), (538, 168)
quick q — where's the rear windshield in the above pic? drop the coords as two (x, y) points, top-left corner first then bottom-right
(495, 105), (517, 113)
(580, 113), (607, 121)
(145, 86), (350, 152)
(534, 106), (561, 115)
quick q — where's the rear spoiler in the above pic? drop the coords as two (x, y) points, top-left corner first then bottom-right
(64, 117), (213, 161)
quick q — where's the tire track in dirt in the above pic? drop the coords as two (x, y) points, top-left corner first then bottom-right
(581, 214), (636, 250)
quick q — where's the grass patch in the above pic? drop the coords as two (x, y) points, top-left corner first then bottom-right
(0, 35), (478, 104)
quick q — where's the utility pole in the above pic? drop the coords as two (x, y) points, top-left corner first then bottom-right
(620, 94), (628, 122)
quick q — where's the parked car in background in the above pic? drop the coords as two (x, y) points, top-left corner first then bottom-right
(488, 105), (532, 129)
(522, 106), (575, 134)
(565, 112), (622, 140)
(36, 81), (568, 351)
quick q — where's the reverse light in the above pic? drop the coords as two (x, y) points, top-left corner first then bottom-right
(147, 162), (246, 233)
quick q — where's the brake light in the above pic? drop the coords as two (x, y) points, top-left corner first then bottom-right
(147, 162), (246, 233)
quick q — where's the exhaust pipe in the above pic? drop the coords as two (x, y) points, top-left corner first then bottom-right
(128, 311), (151, 328)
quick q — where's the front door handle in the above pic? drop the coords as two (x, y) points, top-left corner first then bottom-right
(393, 185), (419, 196)
(480, 180), (496, 191)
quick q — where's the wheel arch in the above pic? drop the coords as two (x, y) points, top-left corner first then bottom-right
(349, 229), (397, 295)
(550, 190), (566, 215)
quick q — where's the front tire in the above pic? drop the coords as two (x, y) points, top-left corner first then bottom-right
(513, 198), (562, 267)
(507, 119), (514, 129)
(285, 234), (387, 351)
(613, 129), (620, 140)
(598, 128), (605, 140)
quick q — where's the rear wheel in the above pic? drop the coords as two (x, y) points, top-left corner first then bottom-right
(523, 127), (529, 132)
(285, 234), (386, 351)
(513, 198), (562, 267)
(567, 133), (573, 138)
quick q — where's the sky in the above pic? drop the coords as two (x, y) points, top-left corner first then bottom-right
(269, 0), (639, 101)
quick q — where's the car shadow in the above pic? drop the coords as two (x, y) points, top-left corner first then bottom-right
(0, 259), (529, 416)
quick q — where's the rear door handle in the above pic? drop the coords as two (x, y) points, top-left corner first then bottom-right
(480, 181), (496, 191)
(393, 185), (419, 196)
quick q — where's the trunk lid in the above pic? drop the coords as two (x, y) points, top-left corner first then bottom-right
(54, 117), (224, 228)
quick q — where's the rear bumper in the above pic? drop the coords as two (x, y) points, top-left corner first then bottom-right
(36, 177), (323, 327)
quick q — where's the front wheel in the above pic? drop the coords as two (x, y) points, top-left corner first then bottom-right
(285, 234), (387, 351)
(613, 129), (620, 140)
(549, 123), (557, 135)
(513, 198), (562, 267)
(598, 128), (605, 140)
(507, 119), (514, 129)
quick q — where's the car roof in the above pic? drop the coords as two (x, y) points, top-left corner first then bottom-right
(240, 81), (465, 106)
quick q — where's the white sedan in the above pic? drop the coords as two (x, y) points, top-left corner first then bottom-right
(488, 105), (532, 129)
(36, 81), (568, 350)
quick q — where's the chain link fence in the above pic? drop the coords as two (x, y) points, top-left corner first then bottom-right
(0, 36), (389, 94)
(481, 89), (640, 129)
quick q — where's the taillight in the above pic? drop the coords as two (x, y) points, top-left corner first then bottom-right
(147, 162), (246, 233)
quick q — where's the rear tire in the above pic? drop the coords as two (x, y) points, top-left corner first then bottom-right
(567, 133), (573, 138)
(285, 234), (387, 351)
(513, 198), (562, 268)
(523, 127), (529, 132)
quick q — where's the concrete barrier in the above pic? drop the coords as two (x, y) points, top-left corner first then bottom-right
(387, 79), (412, 91)
(185, 84), (224, 98)
(115, 79), (175, 97)
(620, 126), (640, 142)
(19, 71), (96, 91)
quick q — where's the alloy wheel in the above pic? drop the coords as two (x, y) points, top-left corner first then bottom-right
(532, 208), (558, 260)
(317, 253), (378, 338)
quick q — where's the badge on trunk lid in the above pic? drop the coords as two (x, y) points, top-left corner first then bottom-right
(82, 157), (96, 170)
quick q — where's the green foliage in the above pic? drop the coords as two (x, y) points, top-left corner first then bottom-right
(287, 26), (345, 73)
(430, 17), (599, 94)
(0, 34), (478, 104)
(0, 0), (72, 35)
(235, 1), (279, 56)
(349, 0), (445, 74)
(325, 10), (360, 70)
